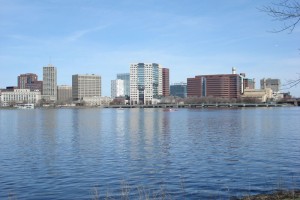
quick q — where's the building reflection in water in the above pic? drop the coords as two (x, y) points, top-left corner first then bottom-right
(15, 109), (60, 178)
(126, 109), (172, 172)
(71, 108), (103, 154)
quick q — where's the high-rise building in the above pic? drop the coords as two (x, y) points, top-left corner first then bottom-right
(111, 79), (124, 99)
(43, 65), (57, 101)
(130, 63), (162, 105)
(187, 77), (203, 97)
(260, 78), (281, 92)
(72, 74), (101, 101)
(187, 74), (242, 99)
(170, 83), (187, 98)
(117, 73), (130, 98)
(162, 68), (170, 96)
(57, 85), (72, 103)
(18, 73), (43, 91)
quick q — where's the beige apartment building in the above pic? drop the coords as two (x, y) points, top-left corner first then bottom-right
(57, 85), (72, 103)
(72, 74), (101, 102)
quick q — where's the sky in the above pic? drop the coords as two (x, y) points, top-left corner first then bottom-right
(0, 0), (299, 97)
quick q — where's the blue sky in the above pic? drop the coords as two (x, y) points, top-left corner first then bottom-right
(1, 0), (299, 96)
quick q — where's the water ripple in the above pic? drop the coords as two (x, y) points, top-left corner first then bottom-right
(0, 107), (300, 199)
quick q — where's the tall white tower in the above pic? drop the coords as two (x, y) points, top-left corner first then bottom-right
(130, 63), (161, 105)
(111, 79), (124, 99)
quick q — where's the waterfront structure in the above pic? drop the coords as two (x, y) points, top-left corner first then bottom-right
(260, 78), (281, 92)
(111, 79), (124, 99)
(170, 82), (187, 98)
(242, 88), (273, 102)
(282, 92), (292, 100)
(187, 72), (242, 99)
(81, 96), (112, 106)
(130, 63), (163, 105)
(0, 89), (41, 107)
(162, 68), (170, 96)
(43, 65), (57, 102)
(57, 85), (72, 103)
(117, 73), (130, 98)
(18, 73), (42, 92)
(72, 74), (101, 102)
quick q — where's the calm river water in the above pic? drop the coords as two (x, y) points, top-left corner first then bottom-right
(0, 107), (299, 199)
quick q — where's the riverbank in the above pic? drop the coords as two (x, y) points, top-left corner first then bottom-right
(0, 103), (294, 110)
(91, 188), (300, 200)
(104, 102), (294, 109)
(239, 190), (300, 200)
(6, 188), (300, 200)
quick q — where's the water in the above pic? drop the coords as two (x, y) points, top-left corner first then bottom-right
(0, 107), (299, 199)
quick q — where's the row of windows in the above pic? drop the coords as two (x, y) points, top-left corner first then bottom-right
(2, 97), (38, 101)
(2, 94), (39, 97)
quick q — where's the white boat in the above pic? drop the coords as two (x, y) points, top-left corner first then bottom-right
(16, 104), (35, 109)
(164, 108), (178, 112)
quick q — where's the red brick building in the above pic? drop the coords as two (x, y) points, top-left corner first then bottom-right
(162, 68), (170, 96)
(187, 76), (203, 97)
(18, 73), (43, 92)
(187, 74), (242, 99)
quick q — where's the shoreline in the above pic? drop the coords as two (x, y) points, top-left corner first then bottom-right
(103, 102), (292, 109)
(1, 102), (295, 110)
(238, 190), (300, 200)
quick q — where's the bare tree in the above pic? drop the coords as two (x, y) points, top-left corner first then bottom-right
(261, 0), (300, 90)
(282, 73), (300, 89)
(110, 97), (126, 105)
(261, 0), (300, 33)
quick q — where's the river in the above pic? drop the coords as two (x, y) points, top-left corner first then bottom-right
(0, 107), (299, 199)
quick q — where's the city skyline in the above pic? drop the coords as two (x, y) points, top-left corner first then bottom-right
(0, 62), (296, 97)
(1, 0), (299, 96)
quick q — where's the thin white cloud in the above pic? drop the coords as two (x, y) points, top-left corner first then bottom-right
(65, 25), (108, 42)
